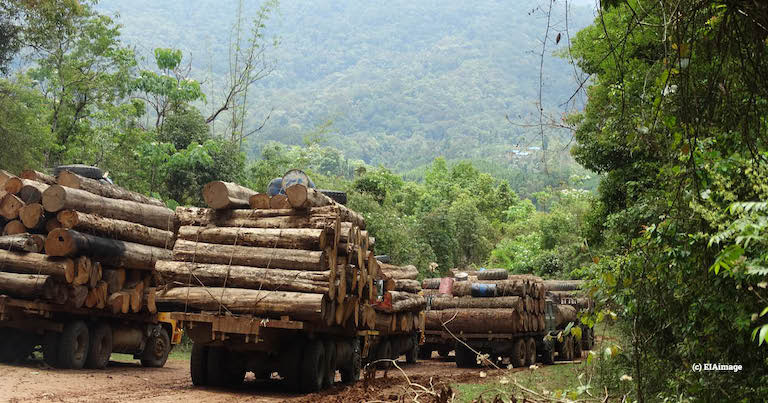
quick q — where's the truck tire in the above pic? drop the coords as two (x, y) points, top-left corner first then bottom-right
(223, 350), (247, 386)
(85, 323), (112, 369)
(190, 343), (208, 386)
(322, 339), (337, 388)
(418, 346), (433, 360)
(454, 344), (476, 368)
(375, 339), (393, 370)
(43, 331), (60, 368)
(318, 190), (347, 205)
(438, 347), (451, 358)
(206, 347), (228, 387)
(541, 338), (555, 364)
(511, 338), (526, 368)
(141, 327), (170, 368)
(300, 339), (326, 392)
(58, 320), (89, 369)
(339, 338), (361, 384)
(280, 342), (304, 389)
(525, 337), (537, 366)
(53, 164), (104, 180)
(573, 334), (583, 359)
(557, 336), (573, 361)
(405, 334), (419, 364)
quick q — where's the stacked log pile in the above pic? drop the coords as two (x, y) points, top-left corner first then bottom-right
(155, 182), (383, 329)
(424, 272), (550, 334)
(0, 168), (173, 314)
(372, 263), (425, 334)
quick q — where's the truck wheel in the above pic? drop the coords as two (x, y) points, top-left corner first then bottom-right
(223, 350), (247, 386)
(190, 343), (208, 386)
(559, 336), (574, 361)
(43, 331), (60, 367)
(53, 164), (104, 180)
(525, 338), (537, 366)
(511, 338), (526, 368)
(300, 339), (326, 392)
(376, 339), (393, 370)
(541, 339), (555, 365)
(58, 320), (89, 369)
(454, 344), (476, 368)
(573, 334), (583, 360)
(418, 346), (433, 360)
(438, 347), (451, 358)
(85, 323), (112, 369)
(206, 347), (228, 387)
(339, 338), (361, 384)
(141, 327), (170, 368)
(322, 339), (337, 388)
(405, 335), (419, 364)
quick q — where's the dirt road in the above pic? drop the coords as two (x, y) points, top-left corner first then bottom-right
(0, 354), (502, 402)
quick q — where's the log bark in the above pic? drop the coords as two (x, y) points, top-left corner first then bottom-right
(286, 188), (366, 228)
(421, 278), (441, 289)
(543, 280), (584, 292)
(57, 170), (165, 207)
(172, 239), (327, 271)
(249, 193), (270, 209)
(175, 207), (298, 226)
(452, 280), (528, 297)
(177, 226), (326, 251)
(476, 269), (509, 281)
(3, 178), (49, 204)
(43, 185), (176, 230)
(19, 203), (46, 230)
(425, 309), (522, 333)
(269, 194), (291, 209)
(390, 292), (426, 312)
(555, 304), (578, 328)
(0, 171), (13, 189)
(109, 291), (130, 314)
(0, 234), (41, 252)
(57, 210), (176, 249)
(0, 272), (53, 298)
(45, 228), (172, 270)
(154, 261), (330, 294)
(394, 279), (422, 293)
(3, 220), (26, 235)
(69, 285), (88, 309)
(428, 296), (523, 311)
(0, 193), (24, 220)
(20, 170), (56, 185)
(156, 287), (326, 321)
(379, 263), (418, 280)
(102, 268), (125, 294)
(73, 256), (91, 286)
(144, 287), (157, 313)
(0, 249), (74, 282)
(202, 181), (257, 210)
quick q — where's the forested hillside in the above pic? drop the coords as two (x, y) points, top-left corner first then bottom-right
(96, 0), (594, 172)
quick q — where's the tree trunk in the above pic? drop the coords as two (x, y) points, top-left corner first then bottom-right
(57, 210), (176, 249)
(555, 304), (577, 328)
(0, 272), (53, 298)
(3, 178), (49, 204)
(452, 280), (528, 297)
(269, 194), (291, 209)
(286, 187), (366, 228)
(45, 228), (172, 270)
(0, 234), (42, 252)
(421, 278), (441, 289)
(20, 170), (56, 185)
(156, 287), (326, 321)
(57, 170), (165, 207)
(175, 206), (298, 226)
(0, 249), (74, 282)
(154, 261), (330, 294)
(379, 263), (418, 280)
(19, 203), (47, 230)
(249, 193), (270, 209)
(43, 185), (177, 231)
(202, 181), (257, 210)
(172, 239), (327, 271)
(424, 309), (522, 333)
(177, 226), (326, 251)
(428, 296), (524, 311)
(102, 268), (125, 294)
(390, 292), (426, 312)
(543, 280), (584, 292)
(0, 193), (24, 220)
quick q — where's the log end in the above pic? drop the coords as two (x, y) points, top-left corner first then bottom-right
(42, 185), (67, 213)
(285, 184), (308, 208)
(56, 171), (81, 189)
(249, 193), (270, 209)
(4, 177), (23, 195)
(19, 203), (45, 229)
(202, 181), (229, 210)
(269, 194), (291, 209)
(45, 228), (77, 257)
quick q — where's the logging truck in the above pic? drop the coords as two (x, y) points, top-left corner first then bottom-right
(0, 294), (182, 369)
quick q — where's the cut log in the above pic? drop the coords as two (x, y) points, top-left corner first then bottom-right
(108, 291), (130, 314)
(57, 210), (175, 249)
(3, 220), (26, 235)
(68, 285), (88, 309)
(42, 185), (177, 230)
(172, 239), (327, 271)
(0, 193), (24, 220)
(287, 188), (365, 228)
(72, 256), (91, 286)
(428, 296), (523, 311)
(0, 250), (74, 282)
(555, 304), (578, 328)
(19, 203), (46, 230)
(269, 194), (291, 209)
(374, 312), (394, 332)
(90, 261), (102, 289)
(175, 207), (298, 226)
(102, 268), (125, 294)
(0, 234), (41, 252)
(156, 287), (326, 321)
(125, 281), (144, 313)
(57, 170), (165, 207)
(389, 292), (426, 312)
(177, 226), (326, 250)
(45, 229), (172, 270)
(424, 309), (522, 333)
(394, 279), (422, 293)
(543, 280), (584, 292)
(0, 272), (53, 298)
(421, 278), (441, 289)
(20, 182), (49, 204)
(452, 280), (528, 297)
(154, 261), (330, 294)
(0, 171), (13, 188)
(202, 181), (257, 210)
(379, 263), (418, 280)
(476, 269), (509, 281)
(248, 193), (270, 209)
(20, 170), (56, 185)
(144, 287), (157, 313)
(45, 217), (62, 233)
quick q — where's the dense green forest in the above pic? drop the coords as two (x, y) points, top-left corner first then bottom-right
(2, 0), (768, 401)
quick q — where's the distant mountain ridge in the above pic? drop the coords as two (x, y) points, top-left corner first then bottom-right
(98, 0), (594, 170)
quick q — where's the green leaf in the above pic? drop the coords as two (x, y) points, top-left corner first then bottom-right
(761, 306), (768, 317)
(759, 325), (768, 346)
